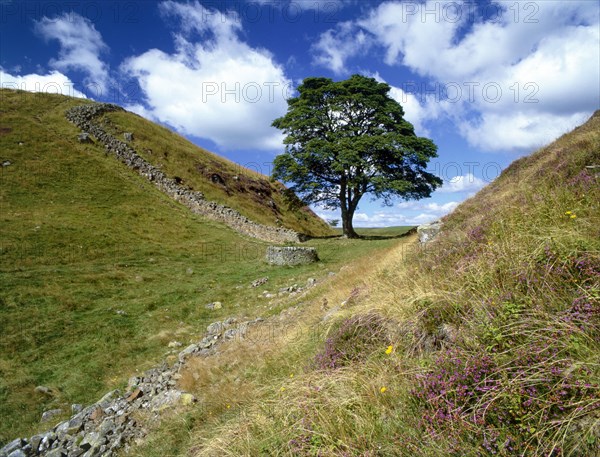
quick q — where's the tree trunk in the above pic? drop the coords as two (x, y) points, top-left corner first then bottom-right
(340, 204), (359, 238)
(339, 179), (360, 238)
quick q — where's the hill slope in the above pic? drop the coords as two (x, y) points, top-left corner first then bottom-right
(79, 97), (332, 237)
(0, 89), (346, 443)
(1, 89), (332, 239)
(131, 112), (599, 456)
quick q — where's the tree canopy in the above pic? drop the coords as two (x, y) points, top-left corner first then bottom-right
(272, 74), (442, 238)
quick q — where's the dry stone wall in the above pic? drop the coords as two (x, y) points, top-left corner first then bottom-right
(0, 317), (262, 457)
(266, 246), (319, 266)
(65, 104), (302, 244)
(0, 269), (326, 457)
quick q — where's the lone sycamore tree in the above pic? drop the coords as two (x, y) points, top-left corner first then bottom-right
(271, 74), (442, 238)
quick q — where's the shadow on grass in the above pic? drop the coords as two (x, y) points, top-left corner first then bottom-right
(304, 226), (417, 241)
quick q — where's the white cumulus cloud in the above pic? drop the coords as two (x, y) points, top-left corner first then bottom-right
(438, 173), (487, 193)
(312, 21), (372, 75)
(458, 111), (592, 152)
(312, 0), (600, 152)
(121, 0), (293, 151)
(316, 199), (459, 227)
(397, 200), (459, 213)
(34, 12), (110, 92)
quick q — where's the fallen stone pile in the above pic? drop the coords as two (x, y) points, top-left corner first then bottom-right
(0, 317), (262, 457)
(65, 103), (302, 244)
(266, 246), (319, 266)
(416, 220), (442, 244)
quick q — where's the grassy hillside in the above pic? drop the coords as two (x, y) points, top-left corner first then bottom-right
(99, 109), (332, 237)
(127, 112), (599, 456)
(0, 89), (398, 444)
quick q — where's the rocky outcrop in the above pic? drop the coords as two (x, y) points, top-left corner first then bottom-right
(266, 246), (319, 266)
(417, 220), (442, 244)
(65, 103), (302, 244)
(0, 317), (262, 457)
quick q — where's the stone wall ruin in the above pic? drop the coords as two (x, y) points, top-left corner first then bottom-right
(65, 103), (302, 244)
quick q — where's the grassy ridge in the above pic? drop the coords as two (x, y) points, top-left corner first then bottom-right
(130, 112), (599, 456)
(0, 89), (402, 443)
(101, 110), (332, 237)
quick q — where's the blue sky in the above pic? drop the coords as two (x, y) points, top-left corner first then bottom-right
(1, 0), (599, 226)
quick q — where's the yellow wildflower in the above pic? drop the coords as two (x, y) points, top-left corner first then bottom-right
(290, 373), (294, 378)
(380, 386), (387, 394)
(571, 214), (577, 219)
(280, 386), (285, 392)
(385, 345), (393, 355)
(565, 211), (572, 215)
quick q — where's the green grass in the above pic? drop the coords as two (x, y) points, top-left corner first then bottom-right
(333, 226), (415, 238)
(0, 89), (401, 444)
(100, 109), (333, 237)
(128, 112), (599, 457)
(4, 88), (597, 456)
